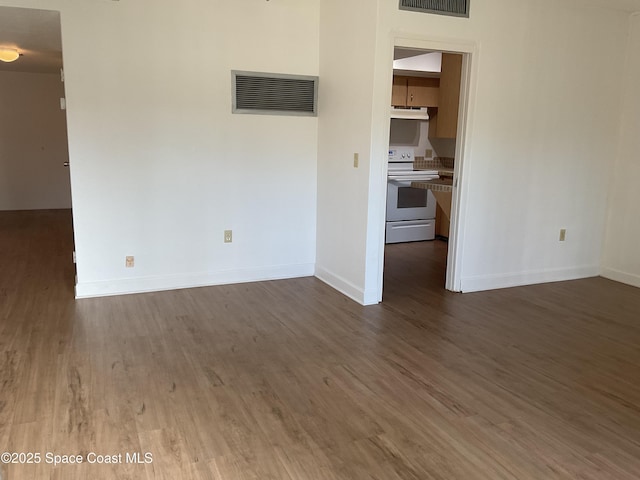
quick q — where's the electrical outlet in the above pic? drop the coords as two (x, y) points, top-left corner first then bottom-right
(425, 149), (433, 158)
(125, 256), (134, 268)
(224, 230), (233, 243)
(559, 229), (566, 242)
(353, 153), (359, 168)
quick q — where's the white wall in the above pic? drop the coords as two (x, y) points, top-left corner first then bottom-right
(315, 0), (379, 303)
(602, 14), (640, 288)
(378, 0), (630, 294)
(388, 119), (455, 159)
(0, 0), (320, 297)
(317, 0), (631, 304)
(3, 0), (636, 302)
(0, 71), (71, 210)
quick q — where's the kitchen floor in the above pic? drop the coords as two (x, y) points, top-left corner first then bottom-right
(383, 238), (449, 300)
(3, 212), (640, 479)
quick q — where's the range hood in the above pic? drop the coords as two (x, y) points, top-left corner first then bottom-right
(390, 107), (429, 120)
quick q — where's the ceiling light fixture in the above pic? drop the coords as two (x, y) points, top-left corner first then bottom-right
(0, 48), (20, 63)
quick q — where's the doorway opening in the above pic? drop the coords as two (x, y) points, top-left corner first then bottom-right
(382, 46), (468, 302)
(0, 6), (76, 291)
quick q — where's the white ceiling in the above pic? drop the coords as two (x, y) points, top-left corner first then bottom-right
(0, 6), (62, 74)
(394, 51), (442, 74)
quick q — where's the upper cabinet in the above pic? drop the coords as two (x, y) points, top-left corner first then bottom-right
(392, 76), (439, 108)
(428, 53), (463, 139)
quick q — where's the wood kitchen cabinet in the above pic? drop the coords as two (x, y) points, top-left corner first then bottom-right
(436, 203), (451, 238)
(428, 53), (463, 139)
(392, 76), (439, 108)
(433, 190), (452, 239)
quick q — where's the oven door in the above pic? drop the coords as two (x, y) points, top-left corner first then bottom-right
(386, 179), (437, 221)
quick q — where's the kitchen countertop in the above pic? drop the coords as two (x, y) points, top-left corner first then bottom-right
(414, 156), (454, 183)
(411, 177), (453, 193)
(435, 168), (454, 178)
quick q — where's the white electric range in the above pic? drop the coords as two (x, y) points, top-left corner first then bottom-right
(386, 147), (439, 244)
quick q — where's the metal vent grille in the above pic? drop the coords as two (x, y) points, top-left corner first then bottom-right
(399, 0), (469, 17)
(232, 71), (318, 116)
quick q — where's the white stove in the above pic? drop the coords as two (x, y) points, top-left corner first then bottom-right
(386, 147), (438, 244)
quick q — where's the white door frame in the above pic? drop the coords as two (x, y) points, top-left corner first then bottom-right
(375, 35), (479, 300)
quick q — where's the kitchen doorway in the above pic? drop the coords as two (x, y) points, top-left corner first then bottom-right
(382, 44), (473, 301)
(0, 6), (76, 290)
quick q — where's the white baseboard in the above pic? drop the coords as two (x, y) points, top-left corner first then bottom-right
(601, 267), (640, 289)
(362, 287), (381, 306)
(75, 263), (315, 299)
(315, 266), (376, 306)
(460, 265), (600, 293)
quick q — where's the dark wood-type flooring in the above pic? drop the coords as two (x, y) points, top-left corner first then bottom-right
(1, 210), (640, 479)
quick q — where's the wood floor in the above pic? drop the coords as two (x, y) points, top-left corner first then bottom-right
(2, 210), (640, 479)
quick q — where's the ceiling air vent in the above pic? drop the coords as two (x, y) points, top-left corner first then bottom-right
(399, 0), (469, 17)
(232, 71), (318, 117)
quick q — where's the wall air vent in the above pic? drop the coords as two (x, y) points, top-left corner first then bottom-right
(232, 71), (318, 117)
(399, 0), (469, 17)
